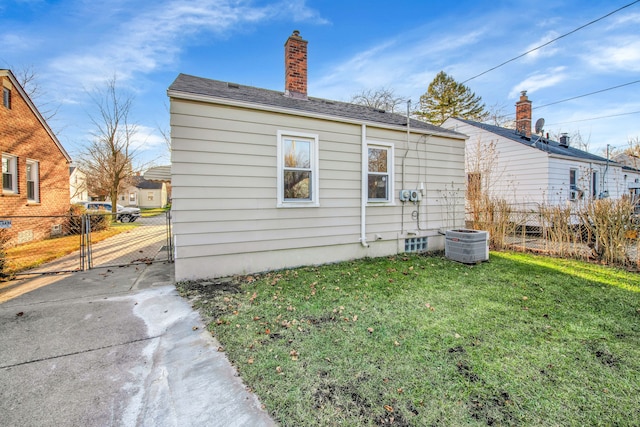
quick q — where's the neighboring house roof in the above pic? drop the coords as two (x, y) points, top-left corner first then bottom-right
(1, 69), (71, 162)
(143, 165), (171, 182)
(168, 73), (466, 139)
(129, 176), (163, 190)
(453, 117), (613, 164)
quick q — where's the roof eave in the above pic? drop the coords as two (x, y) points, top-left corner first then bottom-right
(167, 89), (467, 141)
(1, 69), (71, 162)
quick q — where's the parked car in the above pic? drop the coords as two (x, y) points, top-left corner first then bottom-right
(77, 202), (141, 223)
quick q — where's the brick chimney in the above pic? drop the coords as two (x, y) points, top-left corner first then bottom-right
(284, 30), (308, 99)
(515, 90), (532, 137)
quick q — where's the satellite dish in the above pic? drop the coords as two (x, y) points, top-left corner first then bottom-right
(535, 118), (545, 134)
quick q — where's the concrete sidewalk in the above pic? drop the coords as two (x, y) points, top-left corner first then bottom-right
(0, 259), (276, 427)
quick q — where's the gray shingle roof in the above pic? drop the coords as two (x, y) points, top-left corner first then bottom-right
(454, 118), (612, 163)
(168, 73), (465, 138)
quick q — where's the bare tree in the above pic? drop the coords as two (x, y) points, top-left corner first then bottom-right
(14, 65), (60, 122)
(483, 102), (514, 128)
(350, 88), (406, 113)
(76, 76), (137, 214)
(550, 130), (591, 152)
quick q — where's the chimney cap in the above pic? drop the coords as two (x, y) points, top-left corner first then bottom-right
(291, 30), (301, 38)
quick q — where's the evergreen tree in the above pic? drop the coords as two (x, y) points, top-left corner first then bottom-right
(418, 71), (487, 125)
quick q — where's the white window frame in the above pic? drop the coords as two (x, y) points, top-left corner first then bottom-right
(276, 130), (319, 208)
(366, 140), (394, 204)
(26, 159), (39, 202)
(2, 154), (18, 194)
(147, 191), (154, 201)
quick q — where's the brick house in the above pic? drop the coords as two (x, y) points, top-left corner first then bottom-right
(1, 69), (71, 246)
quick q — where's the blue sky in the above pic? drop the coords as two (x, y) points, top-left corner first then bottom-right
(1, 0), (639, 167)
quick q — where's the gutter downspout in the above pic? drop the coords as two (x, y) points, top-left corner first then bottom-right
(361, 124), (369, 247)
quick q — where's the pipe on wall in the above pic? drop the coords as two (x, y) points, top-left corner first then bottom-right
(361, 124), (369, 247)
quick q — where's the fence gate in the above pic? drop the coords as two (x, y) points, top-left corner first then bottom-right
(0, 211), (173, 277)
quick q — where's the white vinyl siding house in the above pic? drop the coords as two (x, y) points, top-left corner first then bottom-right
(168, 77), (466, 280)
(444, 117), (636, 212)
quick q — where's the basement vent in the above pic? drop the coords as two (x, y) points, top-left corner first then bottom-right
(405, 237), (428, 253)
(51, 224), (62, 236)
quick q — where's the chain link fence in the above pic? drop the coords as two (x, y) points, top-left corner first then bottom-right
(0, 211), (172, 277)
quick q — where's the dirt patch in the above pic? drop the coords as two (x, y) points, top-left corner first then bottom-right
(176, 279), (242, 322)
(457, 360), (480, 383)
(311, 376), (413, 426)
(594, 349), (618, 367)
(468, 391), (515, 426)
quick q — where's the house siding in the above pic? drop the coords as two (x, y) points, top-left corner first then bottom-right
(171, 99), (465, 280)
(1, 71), (70, 247)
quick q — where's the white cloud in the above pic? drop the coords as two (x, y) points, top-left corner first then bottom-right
(0, 33), (34, 52)
(509, 66), (568, 99)
(48, 0), (326, 91)
(583, 39), (640, 72)
(521, 31), (561, 62)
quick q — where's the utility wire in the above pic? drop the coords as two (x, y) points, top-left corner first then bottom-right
(498, 79), (640, 117)
(546, 110), (640, 126)
(534, 80), (640, 110)
(461, 0), (640, 84)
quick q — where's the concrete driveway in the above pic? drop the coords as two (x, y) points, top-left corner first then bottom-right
(0, 259), (275, 426)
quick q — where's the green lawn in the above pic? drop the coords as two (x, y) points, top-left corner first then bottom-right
(177, 252), (640, 426)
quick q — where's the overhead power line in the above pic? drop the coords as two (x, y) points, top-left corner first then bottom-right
(461, 0), (640, 85)
(546, 110), (640, 126)
(533, 80), (640, 110)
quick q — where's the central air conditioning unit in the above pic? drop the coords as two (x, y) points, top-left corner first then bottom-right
(445, 229), (489, 264)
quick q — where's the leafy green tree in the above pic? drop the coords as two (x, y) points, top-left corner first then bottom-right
(418, 71), (487, 125)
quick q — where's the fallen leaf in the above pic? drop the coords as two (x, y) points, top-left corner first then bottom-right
(253, 316), (261, 321)
(276, 366), (282, 374)
(397, 388), (404, 394)
(192, 326), (199, 331)
(265, 328), (271, 335)
(455, 333), (461, 339)
(522, 296), (529, 301)
(352, 315), (358, 322)
(367, 327), (374, 333)
(394, 340), (400, 346)
(217, 346), (225, 352)
(247, 358), (254, 364)
(16, 312), (24, 317)
(384, 405), (394, 412)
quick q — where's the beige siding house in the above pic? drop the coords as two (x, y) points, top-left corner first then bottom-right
(168, 31), (467, 281)
(119, 176), (168, 208)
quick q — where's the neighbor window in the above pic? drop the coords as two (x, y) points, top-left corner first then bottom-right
(2, 88), (10, 109)
(2, 154), (17, 193)
(26, 160), (39, 202)
(367, 142), (394, 202)
(129, 192), (136, 203)
(569, 168), (578, 200)
(147, 192), (154, 201)
(277, 130), (319, 207)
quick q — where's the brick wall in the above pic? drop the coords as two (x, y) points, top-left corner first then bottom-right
(284, 30), (308, 99)
(1, 73), (71, 246)
(515, 90), (532, 138)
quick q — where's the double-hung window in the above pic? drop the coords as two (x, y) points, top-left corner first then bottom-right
(26, 160), (39, 202)
(2, 154), (17, 193)
(277, 131), (319, 207)
(367, 142), (394, 203)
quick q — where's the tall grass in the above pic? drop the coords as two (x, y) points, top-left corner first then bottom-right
(467, 195), (639, 268)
